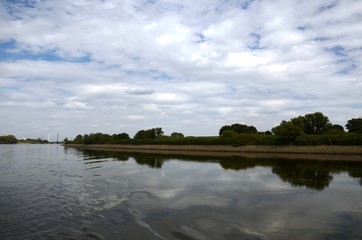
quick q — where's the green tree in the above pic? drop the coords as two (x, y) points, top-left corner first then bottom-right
(82, 133), (111, 144)
(0, 135), (18, 144)
(112, 133), (130, 140)
(170, 132), (185, 138)
(83, 134), (89, 144)
(154, 127), (164, 137)
(219, 123), (257, 136)
(303, 112), (331, 134)
(324, 124), (345, 135)
(346, 118), (362, 133)
(74, 134), (83, 143)
(134, 130), (149, 139)
(291, 116), (305, 129)
(272, 120), (304, 139)
(134, 128), (164, 139)
(220, 130), (238, 138)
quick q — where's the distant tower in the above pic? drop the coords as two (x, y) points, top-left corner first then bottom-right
(56, 133), (59, 144)
(48, 133), (50, 142)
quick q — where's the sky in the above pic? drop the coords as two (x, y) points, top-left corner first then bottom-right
(0, 0), (362, 140)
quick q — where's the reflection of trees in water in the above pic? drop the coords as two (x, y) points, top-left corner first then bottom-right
(219, 158), (334, 190)
(271, 165), (333, 191)
(79, 149), (168, 168)
(81, 149), (130, 161)
(218, 158), (259, 171)
(76, 148), (362, 189)
(348, 172), (362, 186)
(219, 158), (362, 190)
(133, 156), (165, 168)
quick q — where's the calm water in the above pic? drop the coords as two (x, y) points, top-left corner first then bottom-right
(1, 144), (362, 240)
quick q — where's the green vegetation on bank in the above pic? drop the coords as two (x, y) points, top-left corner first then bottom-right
(0, 135), (18, 144)
(65, 113), (362, 146)
(0, 135), (50, 144)
(66, 132), (362, 146)
(18, 138), (50, 144)
(2, 112), (361, 146)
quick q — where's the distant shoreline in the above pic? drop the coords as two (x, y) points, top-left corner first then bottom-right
(65, 144), (362, 162)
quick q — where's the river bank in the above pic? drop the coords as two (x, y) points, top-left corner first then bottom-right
(65, 144), (362, 161)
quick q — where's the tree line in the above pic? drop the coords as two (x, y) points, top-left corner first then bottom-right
(3, 112), (360, 145)
(219, 113), (362, 137)
(219, 112), (362, 146)
(65, 112), (362, 146)
(0, 135), (50, 144)
(218, 113), (362, 146)
(68, 128), (186, 145)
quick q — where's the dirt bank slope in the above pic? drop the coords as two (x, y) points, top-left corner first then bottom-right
(65, 144), (362, 161)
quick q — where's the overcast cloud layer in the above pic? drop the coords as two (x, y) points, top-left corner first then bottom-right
(1, 0), (362, 139)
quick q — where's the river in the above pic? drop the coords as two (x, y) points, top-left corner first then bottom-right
(1, 144), (362, 239)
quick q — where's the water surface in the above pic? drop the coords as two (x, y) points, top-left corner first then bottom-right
(1, 144), (362, 239)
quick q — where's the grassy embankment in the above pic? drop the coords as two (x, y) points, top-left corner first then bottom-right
(65, 134), (362, 161)
(67, 133), (362, 146)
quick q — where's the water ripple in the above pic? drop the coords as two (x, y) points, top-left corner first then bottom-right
(1, 145), (362, 240)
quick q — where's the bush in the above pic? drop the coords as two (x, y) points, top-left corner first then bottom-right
(0, 135), (18, 144)
(219, 123), (258, 136)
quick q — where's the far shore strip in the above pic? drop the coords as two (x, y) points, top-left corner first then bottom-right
(65, 144), (362, 161)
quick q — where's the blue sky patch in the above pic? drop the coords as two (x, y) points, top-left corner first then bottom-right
(150, 70), (174, 81)
(313, 37), (331, 42)
(0, 40), (91, 62)
(6, 0), (36, 7)
(239, 0), (255, 10)
(327, 45), (347, 57)
(248, 33), (264, 50)
(338, 63), (357, 75)
(318, 1), (339, 13)
(297, 25), (310, 31)
(129, 56), (141, 62)
(194, 33), (208, 43)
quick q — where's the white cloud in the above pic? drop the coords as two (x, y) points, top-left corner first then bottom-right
(126, 115), (146, 121)
(0, 0), (361, 138)
(226, 51), (270, 68)
(150, 92), (189, 104)
(142, 103), (160, 112)
(64, 101), (90, 110)
(260, 100), (287, 108)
